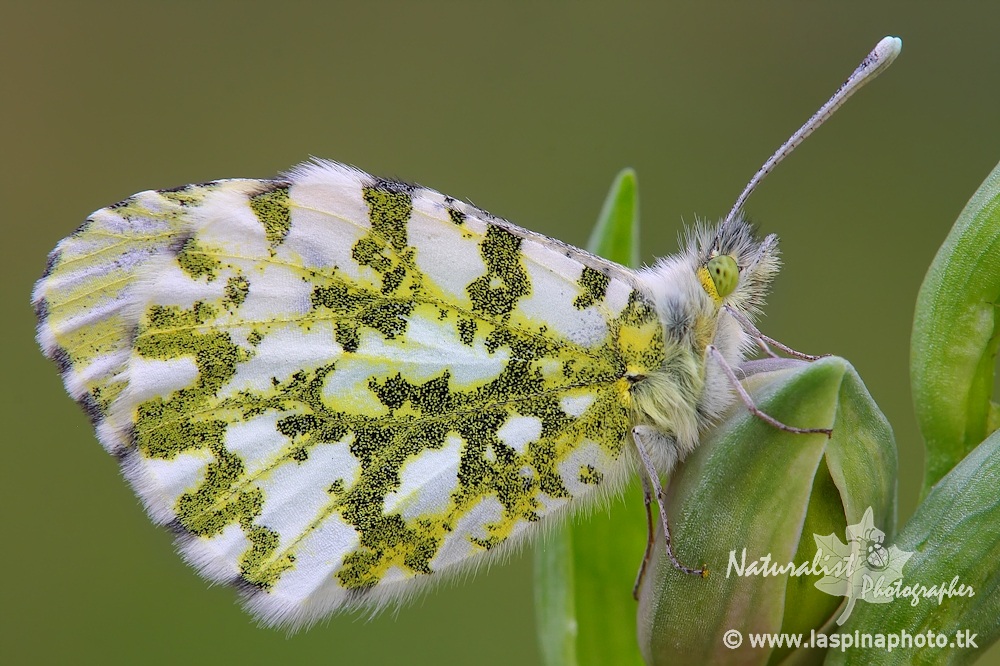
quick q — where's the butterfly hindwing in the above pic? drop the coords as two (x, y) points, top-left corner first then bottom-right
(33, 160), (666, 627)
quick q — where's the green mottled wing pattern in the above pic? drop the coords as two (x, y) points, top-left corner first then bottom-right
(33, 160), (665, 627)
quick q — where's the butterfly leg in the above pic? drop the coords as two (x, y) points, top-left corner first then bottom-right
(724, 304), (827, 361)
(631, 427), (707, 582)
(632, 469), (657, 599)
(706, 344), (833, 436)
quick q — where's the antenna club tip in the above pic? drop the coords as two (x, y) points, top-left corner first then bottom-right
(725, 36), (901, 220)
(876, 36), (903, 59)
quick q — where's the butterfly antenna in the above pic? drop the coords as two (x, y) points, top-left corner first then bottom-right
(724, 36), (902, 226)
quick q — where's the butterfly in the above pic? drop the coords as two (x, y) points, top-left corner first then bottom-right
(32, 37), (900, 629)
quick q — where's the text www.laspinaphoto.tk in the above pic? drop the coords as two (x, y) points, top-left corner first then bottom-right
(722, 628), (978, 653)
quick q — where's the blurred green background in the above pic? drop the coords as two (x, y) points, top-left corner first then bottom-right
(3, 2), (999, 664)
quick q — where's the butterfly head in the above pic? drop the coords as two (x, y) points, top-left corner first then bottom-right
(691, 214), (780, 316)
(700, 254), (739, 300)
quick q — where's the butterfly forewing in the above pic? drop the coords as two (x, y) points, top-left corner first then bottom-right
(33, 160), (665, 626)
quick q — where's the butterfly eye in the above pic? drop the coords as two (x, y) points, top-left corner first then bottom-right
(707, 255), (739, 298)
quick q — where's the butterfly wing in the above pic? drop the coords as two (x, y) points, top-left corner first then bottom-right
(33, 160), (665, 627)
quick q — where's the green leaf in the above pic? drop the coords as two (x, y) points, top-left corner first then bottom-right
(827, 429), (1000, 665)
(586, 168), (640, 270)
(534, 519), (577, 666)
(911, 159), (1000, 493)
(636, 359), (897, 665)
(534, 168), (645, 666)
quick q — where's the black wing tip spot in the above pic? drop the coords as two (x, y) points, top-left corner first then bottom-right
(126, 323), (140, 346)
(108, 196), (135, 210)
(233, 574), (268, 596)
(33, 296), (50, 323)
(110, 426), (140, 460)
(345, 586), (374, 604)
(52, 346), (72, 375)
(168, 232), (195, 255)
(79, 392), (104, 425)
(112, 441), (135, 463)
(158, 181), (220, 207)
(160, 179), (224, 193)
(373, 176), (415, 195)
(69, 218), (94, 238)
(165, 518), (192, 537)
(250, 179), (293, 196)
(40, 250), (61, 279)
